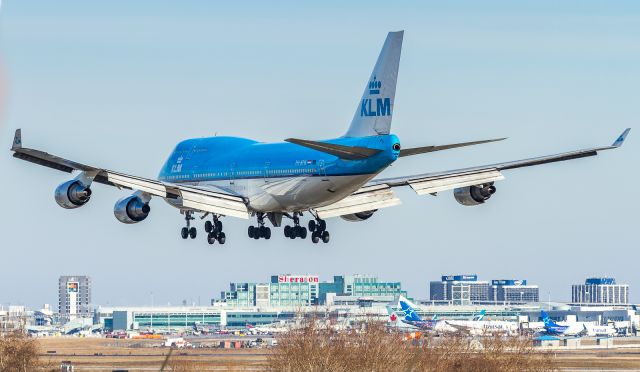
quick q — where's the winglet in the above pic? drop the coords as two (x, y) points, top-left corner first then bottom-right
(11, 129), (22, 151)
(611, 128), (630, 148)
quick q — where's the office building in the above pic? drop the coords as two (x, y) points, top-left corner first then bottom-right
(218, 274), (406, 307)
(490, 280), (539, 304)
(58, 275), (91, 322)
(430, 275), (489, 305)
(572, 278), (629, 305)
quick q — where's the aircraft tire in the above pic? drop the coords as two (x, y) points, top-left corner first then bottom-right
(207, 233), (216, 245)
(284, 225), (291, 238)
(181, 227), (189, 239)
(321, 231), (330, 243)
(205, 221), (212, 233)
(216, 220), (223, 231)
(265, 227), (271, 240)
(248, 226), (255, 238)
(300, 227), (308, 239)
(318, 220), (327, 232)
(218, 232), (226, 244)
(189, 227), (197, 239)
(308, 220), (316, 232)
(311, 232), (320, 243)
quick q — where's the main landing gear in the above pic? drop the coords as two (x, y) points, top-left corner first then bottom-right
(248, 213), (271, 240)
(308, 217), (330, 244)
(284, 212), (308, 240)
(204, 214), (226, 245)
(180, 211), (197, 240)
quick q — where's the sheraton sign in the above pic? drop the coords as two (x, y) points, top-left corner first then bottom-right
(278, 275), (319, 283)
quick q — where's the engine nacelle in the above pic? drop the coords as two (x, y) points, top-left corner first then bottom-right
(340, 210), (376, 222)
(454, 184), (497, 206)
(54, 180), (92, 209)
(114, 195), (151, 224)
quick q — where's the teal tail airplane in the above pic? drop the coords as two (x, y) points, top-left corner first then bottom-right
(11, 31), (630, 245)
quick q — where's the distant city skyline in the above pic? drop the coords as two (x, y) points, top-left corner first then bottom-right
(1, 1), (638, 307)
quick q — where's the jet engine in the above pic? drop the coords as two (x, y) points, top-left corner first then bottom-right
(114, 195), (151, 224)
(340, 210), (376, 222)
(453, 184), (497, 206)
(54, 180), (92, 209)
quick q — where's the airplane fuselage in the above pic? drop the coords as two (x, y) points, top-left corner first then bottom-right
(158, 134), (401, 212)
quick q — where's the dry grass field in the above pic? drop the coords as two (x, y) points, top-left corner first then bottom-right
(29, 336), (640, 371)
(37, 338), (267, 371)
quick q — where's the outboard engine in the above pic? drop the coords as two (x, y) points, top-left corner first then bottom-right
(54, 180), (92, 209)
(114, 195), (151, 224)
(340, 210), (376, 222)
(454, 184), (497, 206)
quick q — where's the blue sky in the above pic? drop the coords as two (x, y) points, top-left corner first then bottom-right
(1, 0), (638, 308)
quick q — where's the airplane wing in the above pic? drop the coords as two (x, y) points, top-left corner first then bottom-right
(314, 129), (629, 218)
(10, 129), (249, 219)
(373, 128), (630, 197)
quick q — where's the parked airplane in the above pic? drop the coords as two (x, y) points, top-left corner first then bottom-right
(11, 31), (630, 244)
(539, 310), (615, 337)
(540, 310), (587, 337)
(396, 296), (443, 331)
(445, 317), (519, 336)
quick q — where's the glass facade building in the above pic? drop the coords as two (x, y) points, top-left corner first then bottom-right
(490, 280), (539, 304)
(572, 277), (629, 305)
(218, 274), (406, 307)
(430, 275), (489, 305)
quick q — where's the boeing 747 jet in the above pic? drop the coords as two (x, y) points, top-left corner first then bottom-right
(11, 31), (630, 244)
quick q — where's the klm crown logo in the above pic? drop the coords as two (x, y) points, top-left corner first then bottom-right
(368, 76), (382, 94)
(361, 76), (391, 117)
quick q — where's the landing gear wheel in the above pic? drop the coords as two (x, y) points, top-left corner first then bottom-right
(248, 226), (255, 238)
(318, 219), (327, 232)
(205, 221), (213, 233)
(311, 232), (320, 244)
(264, 227), (271, 240)
(218, 232), (226, 244)
(321, 230), (330, 243)
(189, 227), (197, 239)
(181, 227), (189, 239)
(300, 227), (308, 239)
(207, 233), (216, 245)
(216, 220), (223, 231)
(284, 225), (291, 238)
(308, 220), (316, 232)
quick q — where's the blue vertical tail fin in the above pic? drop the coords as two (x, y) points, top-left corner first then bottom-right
(541, 310), (556, 326)
(344, 31), (404, 137)
(473, 310), (486, 321)
(398, 296), (422, 322)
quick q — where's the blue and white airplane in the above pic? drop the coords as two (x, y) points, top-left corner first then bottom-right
(540, 310), (587, 337)
(10, 31), (630, 245)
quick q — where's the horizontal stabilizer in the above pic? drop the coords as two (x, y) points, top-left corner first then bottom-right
(399, 137), (506, 157)
(285, 138), (382, 160)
